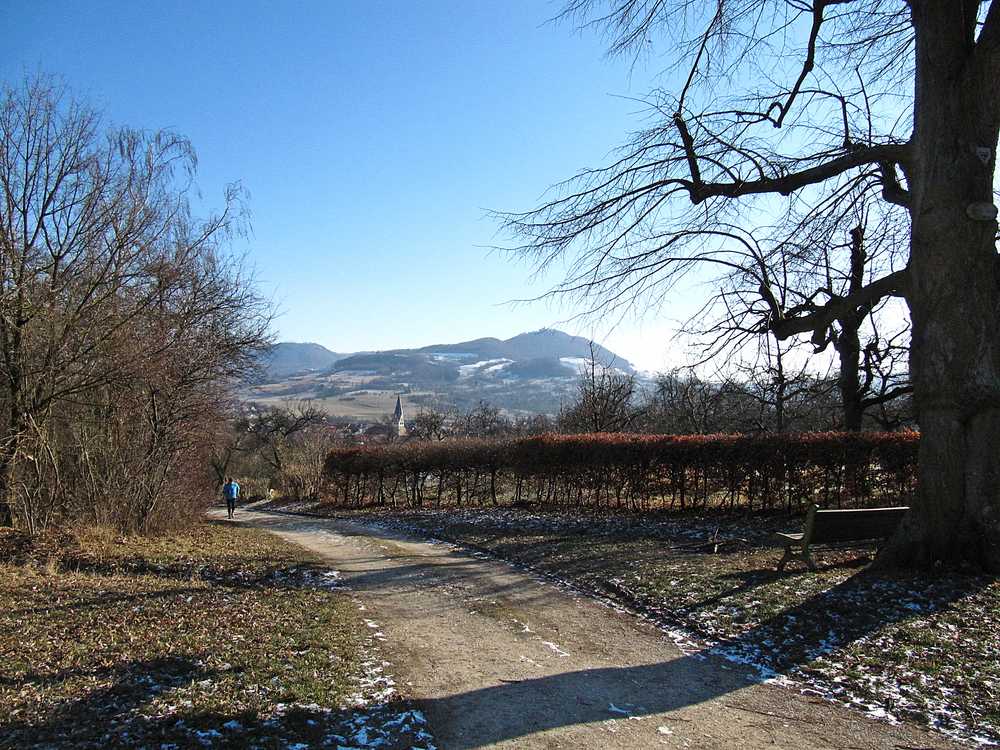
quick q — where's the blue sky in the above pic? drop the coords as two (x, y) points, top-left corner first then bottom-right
(4, 0), (695, 371)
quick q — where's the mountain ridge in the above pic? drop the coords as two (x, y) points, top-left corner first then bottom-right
(248, 329), (638, 418)
(261, 329), (632, 381)
(260, 342), (349, 378)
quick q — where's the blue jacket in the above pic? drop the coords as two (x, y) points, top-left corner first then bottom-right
(223, 481), (240, 500)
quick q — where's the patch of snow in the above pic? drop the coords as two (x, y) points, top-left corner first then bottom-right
(458, 358), (512, 377)
(559, 356), (630, 376)
(193, 728), (222, 745)
(541, 640), (570, 657)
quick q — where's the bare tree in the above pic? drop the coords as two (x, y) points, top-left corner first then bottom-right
(755, 183), (912, 430)
(558, 343), (640, 432)
(410, 408), (449, 441)
(643, 355), (838, 434)
(732, 335), (834, 432)
(513, 413), (555, 436)
(461, 401), (512, 438)
(503, 1), (1000, 570)
(280, 424), (339, 500)
(643, 370), (739, 434)
(0, 76), (272, 531)
(686, 194), (912, 431)
(210, 404), (255, 486)
(246, 402), (326, 478)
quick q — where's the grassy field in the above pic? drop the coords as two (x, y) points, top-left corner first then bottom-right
(248, 387), (438, 420)
(0, 520), (432, 749)
(284, 503), (998, 746)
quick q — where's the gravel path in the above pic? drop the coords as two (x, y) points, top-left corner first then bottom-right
(236, 508), (961, 750)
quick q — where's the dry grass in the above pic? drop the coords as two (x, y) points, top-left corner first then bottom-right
(0, 521), (429, 749)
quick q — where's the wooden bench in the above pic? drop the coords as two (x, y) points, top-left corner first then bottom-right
(772, 504), (909, 571)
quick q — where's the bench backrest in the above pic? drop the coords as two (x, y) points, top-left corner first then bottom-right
(805, 505), (908, 545)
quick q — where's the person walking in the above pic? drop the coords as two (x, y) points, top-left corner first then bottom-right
(223, 477), (241, 519)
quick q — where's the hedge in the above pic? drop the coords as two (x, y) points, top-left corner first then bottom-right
(322, 431), (918, 513)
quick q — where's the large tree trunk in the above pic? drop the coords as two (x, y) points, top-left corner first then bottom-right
(880, 2), (1000, 570)
(836, 321), (864, 431)
(772, 338), (786, 431)
(836, 225), (866, 432)
(0, 454), (13, 527)
(0, 390), (25, 528)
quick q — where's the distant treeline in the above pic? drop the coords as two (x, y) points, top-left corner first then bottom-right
(322, 432), (918, 513)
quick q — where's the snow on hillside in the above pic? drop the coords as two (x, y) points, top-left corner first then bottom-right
(458, 359), (513, 378)
(560, 357), (631, 376)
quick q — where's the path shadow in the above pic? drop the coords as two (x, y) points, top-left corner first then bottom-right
(682, 555), (871, 614)
(0, 653), (420, 750)
(415, 568), (985, 749)
(0, 655), (215, 748)
(257, 509), (988, 749)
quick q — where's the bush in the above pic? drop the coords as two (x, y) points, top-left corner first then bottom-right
(323, 431), (918, 512)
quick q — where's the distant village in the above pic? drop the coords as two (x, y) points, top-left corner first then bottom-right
(245, 395), (420, 444)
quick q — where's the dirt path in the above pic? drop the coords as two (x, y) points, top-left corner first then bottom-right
(235, 508), (960, 750)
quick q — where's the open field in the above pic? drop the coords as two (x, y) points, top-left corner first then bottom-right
(0, 520), (433, 749)
(266, 500), (999, 746)
(249, 387), (440, 420)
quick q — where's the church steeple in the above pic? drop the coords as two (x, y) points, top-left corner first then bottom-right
(391, 395), (406, 437)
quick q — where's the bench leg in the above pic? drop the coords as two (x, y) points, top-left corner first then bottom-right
(804, 548), (818, 571)
(777, 546), (793, 572)
(777, 545), (819, 572)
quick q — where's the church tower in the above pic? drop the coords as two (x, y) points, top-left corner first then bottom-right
(391, 395), (406, 437)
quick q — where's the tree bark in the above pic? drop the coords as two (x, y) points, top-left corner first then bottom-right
(880, 2), (1000, 570)
(836, 322), (864, 431)
(0, 453), (13, 527)
(0, 398), (25, 528)
(835, 225), (866, 431)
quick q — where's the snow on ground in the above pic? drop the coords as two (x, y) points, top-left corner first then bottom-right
(174, 564), (437, 750)
(348, 508), (996, 748)
(321, 580), (437, 749)
(541, 641), (570, 657)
